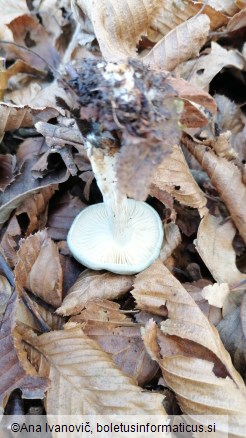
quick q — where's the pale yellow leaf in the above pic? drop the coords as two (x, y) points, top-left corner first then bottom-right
(201, 283), (230, 308)
(143, 14), (210, 72)
(18, 323), (168, 421)
(195, 213), (246, 285)
(73, 0), (163, 61)
(57, 270), (134, 316)
(152, 144), (207, 216)
(189, 42), (244, 91)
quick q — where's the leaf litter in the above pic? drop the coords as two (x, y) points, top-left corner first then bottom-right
(0, 0), (246, 436)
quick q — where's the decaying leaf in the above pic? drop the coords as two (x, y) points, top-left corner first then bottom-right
(57, 270), (134, 316)
(17, 323), (168, 419)
(143, 14), (210, 72)
(152, 144), (208, 216)
(71, 300), (159, 385)
(73, 0), (163, 61)
(184, 137), (246, 243)
(15, 230), (63, 308)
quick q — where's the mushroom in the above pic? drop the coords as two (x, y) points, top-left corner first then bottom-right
(67, 135), (164, 275)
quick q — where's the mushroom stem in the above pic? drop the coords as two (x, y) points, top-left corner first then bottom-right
(86, 140), (131, 242)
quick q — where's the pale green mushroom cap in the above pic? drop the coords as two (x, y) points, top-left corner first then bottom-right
(67, 199), (163, 275)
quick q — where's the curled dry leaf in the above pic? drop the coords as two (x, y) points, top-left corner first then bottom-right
(189, 42), (244, 91)
(57, 270), (134, 316)
(71, 300), (158, 385)
(0, 291), (48, 413)
(17, 323), (168, 419)
(73, 0), (163, 61)
(15, 230), (62, 308)
(195, 213), (246, 285)
(143, 14), (210, 72)
(159, 223), (181, 263)
(184, 137), (246, 243)
(151, 144), (208, 217)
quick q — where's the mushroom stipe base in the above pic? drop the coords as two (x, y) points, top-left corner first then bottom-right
(67, 199), (164, 275)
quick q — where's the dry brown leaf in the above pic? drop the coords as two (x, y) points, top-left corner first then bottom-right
(210, 131), (237, 159)
(143, 14), (210, 72)
(71, 300), (159, 385)
(159, 223), (181, 263)
(0, 291), (48, 413)
(189, 42), (244, 91)
(17, 323), (168, 419)
(57, 270), (134, 316)
(15, 186), (56, 235)
(73, 0), (163, 61)
(218, 297), (246, 380)
(195, 213), (246, 285)
(47, 193), (86, 240)
(15, 230), (63, 308)
(152, 144), (208, 216)
(184, 137), (246, 243)
(143, 320), (246, 437)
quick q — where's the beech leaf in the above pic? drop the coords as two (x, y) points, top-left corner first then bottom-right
(17, 323), (168, 418)
(57, 270), (134, 316)
(143, 14), (210, 72)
